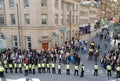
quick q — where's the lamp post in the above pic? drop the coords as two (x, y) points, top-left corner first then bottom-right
(16, 4), (21, 49)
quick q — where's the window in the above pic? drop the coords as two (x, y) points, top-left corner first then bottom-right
(61, 15), (63, 25)
(55, 14), (58, 25)
(11, 14), (16, 25)
(0, 0), (3, 9)
(24, 0), (29, 8)
(76, 4), (78, 11)
(72, 15), (74, 24)
(42, 14), (47, 25)
(13, 36), (18, 48)
(67, 3), (70, 11)
(25, 14), (30, 25)
(76, 15), (78, 24)
(26, 36), (32, 49)
(61, 1), (64, 10)
(55, 0), (58, 9)
(0, 14), (4, 25)
(9, 0), (14, 8)
(41, 0), (47, 8)
(67, 15), (70, 24)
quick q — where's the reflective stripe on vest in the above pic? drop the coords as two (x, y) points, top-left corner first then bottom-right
(14, 64), (17, 68)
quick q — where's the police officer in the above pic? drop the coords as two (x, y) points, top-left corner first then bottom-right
(25, 64), (29, 76)
(80, 64), (85, 77)
(3, 60), (8, 73)
(116, 65), (120, 78)
(41, 62), (45, 73)
(47, 63), (50, 73)
(9, 63), (13, 73)
(29, 63), (32, 73)
(18, 62), (22, 73)
(94, 63), (98, 76)
(0, 64), (4, 77)
(52, 62), (56, 74)
(32, 64), (35, 74)
(58, 63), (61, 74)
(14, 62), (18, 73)
(107, 64), (112, 77)
(38, 62), (41, 73)
(66, 63), (70, 75)
(74, 64), (79, 76)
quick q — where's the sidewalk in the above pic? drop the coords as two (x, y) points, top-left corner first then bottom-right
(79, 28), (102, 42)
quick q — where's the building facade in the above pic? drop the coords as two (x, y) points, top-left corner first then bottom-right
(0, 0), (98, 50)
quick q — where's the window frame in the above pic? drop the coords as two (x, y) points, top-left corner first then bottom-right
(10, 14), (16, 25)
(42, 14), (47, 25)
(0, 0), (3, 9)
(24, 0), (29, 8)
(9, 0), (15, 8)
(41, 0), (47, 8)
(25, 14), (30, 25)
(0, 14), (4, 25)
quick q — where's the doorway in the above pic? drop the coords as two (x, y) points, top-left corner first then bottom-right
(42, 43), (48, 50)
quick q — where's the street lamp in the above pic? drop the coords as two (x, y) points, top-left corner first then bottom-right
(16, 3), (21, 49)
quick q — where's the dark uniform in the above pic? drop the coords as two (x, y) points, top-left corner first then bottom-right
(94, 63), (98, 76)
(47, 63), (50, 73)
(0, 65), (4, 77)
(116, 65), (120, 78)
(41, 62), (45, 73)
(80, 64), (85, 77)
(29, 64), (32, 73)
(38, 63), (41, 73)
(107, 65), (112, 76)
(74, 65), (79, 76)
(25, 64), (29, 76)
(58, 64), (61, 74)
(14, 62), (18, 73)
(32, 64), (35, 74)
(3, 60), (8, 73)
(52, 63), (56, 74)
(18, 63), (22, 73)
(66, 64), (70, 75)
(9, 63), (13, 73)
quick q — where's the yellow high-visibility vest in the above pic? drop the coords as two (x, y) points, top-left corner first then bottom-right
(14, 63), (17, 68)
(75, 66), (78, 70)
(38, 64), (41, 68)
(18, 64), (22, 68)
(47, 64), (50, 68)
(107, 65), (111, 70)
(82, 66), (85, 71)
(4, 64), (7, 68)
(89, 48), (93, 52)
(116, 67), (120, 71)
(52, 64), (55, 68)
(0, 66), (4, 72)
(9, 64), (12, 68)
(66, 65), (70, 69)
(58, 65), (61, 69)
(32, 64), (35, 69)
(42, 63), (45, 68)
(29, 64), (31, 68)
(94, 65), (98, 70)
(25, 65), (28, 70)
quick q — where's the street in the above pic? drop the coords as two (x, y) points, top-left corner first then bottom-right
(0, 27), (118, 81)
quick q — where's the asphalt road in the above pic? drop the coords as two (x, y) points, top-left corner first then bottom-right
(1, 26), (117, 81)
